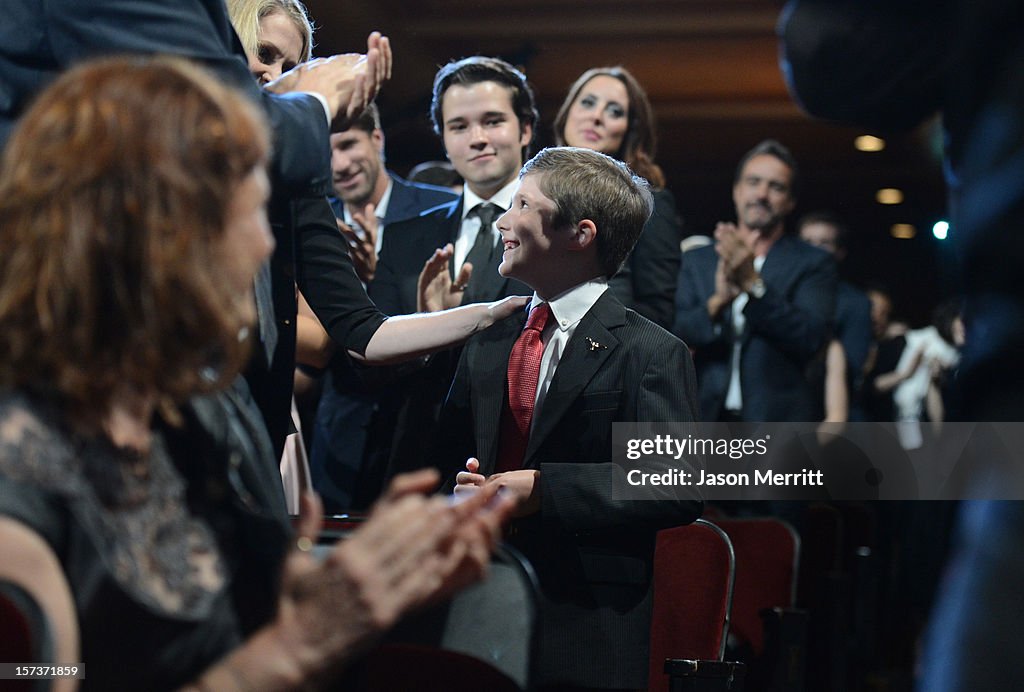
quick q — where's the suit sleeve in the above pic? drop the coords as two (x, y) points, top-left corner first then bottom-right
(539, 334), (704, 533)
(293, 196), (386, 355)
(743, 249), (837, 363)
(673, 248), (725, 348)
(46, 0), (330, 195)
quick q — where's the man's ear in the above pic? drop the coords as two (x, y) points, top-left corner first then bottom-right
(518, 121), (534, 150)
(570, 219), (598, 251)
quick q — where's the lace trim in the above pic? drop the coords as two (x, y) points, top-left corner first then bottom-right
(0, 393), (226, 618)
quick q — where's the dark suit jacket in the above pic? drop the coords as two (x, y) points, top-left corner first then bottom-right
(609, 187), (684, 329)
(674, 234), (837, 422)
(0, 0), (330, 195)
(433, 291), (703, 689)
(367, 197), (530, 481)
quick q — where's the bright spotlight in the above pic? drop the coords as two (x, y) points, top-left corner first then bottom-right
(855, 135), (886, 152)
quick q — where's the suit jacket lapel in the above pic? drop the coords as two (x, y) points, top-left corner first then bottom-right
(759, 234), (797, 295)
(465, 234), (505, 302)
(441, 199), (464, 280)
(473, 311), (525, 473)
(382, 174), (414, 226)
(524, 292), (625, 464)
(737, 237), (795, 348)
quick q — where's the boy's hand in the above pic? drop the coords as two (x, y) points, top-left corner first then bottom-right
(454, 457), (486, 496)
(486, 469), (540, 517)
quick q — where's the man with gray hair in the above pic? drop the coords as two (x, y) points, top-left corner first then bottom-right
(674, 139), (837, 422)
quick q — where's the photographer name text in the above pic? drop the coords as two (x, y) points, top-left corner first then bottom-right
(626, 468), (823, 487)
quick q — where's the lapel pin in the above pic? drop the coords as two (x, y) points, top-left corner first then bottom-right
(586, 336), (607, 351)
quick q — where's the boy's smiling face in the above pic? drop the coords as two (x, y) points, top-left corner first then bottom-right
(496, 173), (562, 290)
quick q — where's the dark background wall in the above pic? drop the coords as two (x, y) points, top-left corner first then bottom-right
(306, 0), (953, 326)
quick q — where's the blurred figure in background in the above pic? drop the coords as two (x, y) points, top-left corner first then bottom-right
(799, 211), (873, 420)
(780, 2), (1024, 687)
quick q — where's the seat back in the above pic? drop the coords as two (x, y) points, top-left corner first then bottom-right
(359, 544), (539, 691)
(715, 517), (800, 655)
(0, 579), (54, 692)
(649, 518), (736, 692)
(360, 645), (521, 692)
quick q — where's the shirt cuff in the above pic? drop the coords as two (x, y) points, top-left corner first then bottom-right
(302, 91), (332, 125)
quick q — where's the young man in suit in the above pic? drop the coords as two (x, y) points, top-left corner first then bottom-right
(367, 56), (535, 485)
(674, 139), (837, 422)
(441, 146), (703, 691)
(310, 103), (457, 510)
(371, 55), (536, 315)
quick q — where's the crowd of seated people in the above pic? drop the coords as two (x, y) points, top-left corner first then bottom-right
(0, 0), (1008, 690)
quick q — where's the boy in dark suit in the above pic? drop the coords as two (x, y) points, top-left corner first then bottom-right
(434, 146), (703, 690)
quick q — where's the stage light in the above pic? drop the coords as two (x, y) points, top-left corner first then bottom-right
(855, 135), (886, 152)
(876, 188), (904, 205)
(891, 224), (916, 239)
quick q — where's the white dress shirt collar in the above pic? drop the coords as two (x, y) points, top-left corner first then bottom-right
(529, 278), (609, 333)
(461, 178), (516, 222)
(527, 278), (609, 424)
(342, 177), (393, 227)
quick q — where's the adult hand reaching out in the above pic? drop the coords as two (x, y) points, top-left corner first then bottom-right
(266, 32), (392, 130)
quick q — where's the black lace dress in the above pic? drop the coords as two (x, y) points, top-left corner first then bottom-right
(0, 389), (292, 691)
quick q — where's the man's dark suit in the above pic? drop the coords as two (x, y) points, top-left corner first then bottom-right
(433, 291), (703, 689)
(367, 198), (531, 483)
(674, 234), (837, 422)
(311, 174), (457, 510)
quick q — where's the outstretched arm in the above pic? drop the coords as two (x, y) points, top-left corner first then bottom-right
(359, 296), (528, 364)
